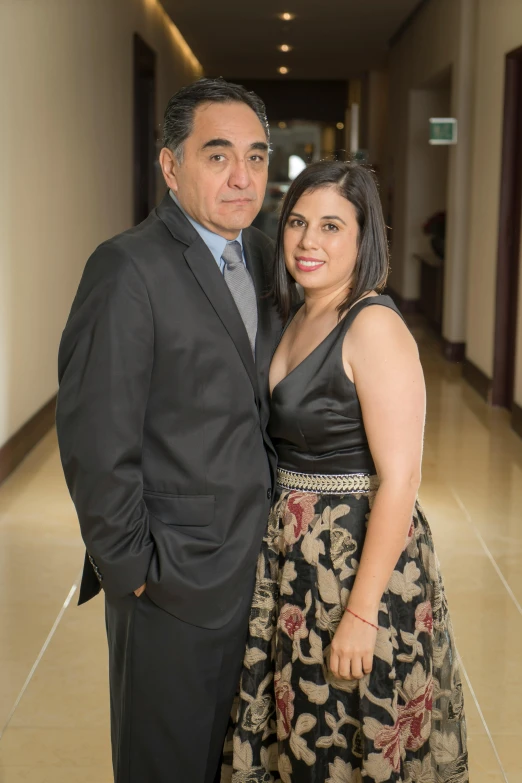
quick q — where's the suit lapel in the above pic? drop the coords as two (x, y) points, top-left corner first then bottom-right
(157, 193), (259, 399)
(243, 231), (272, 374)
(243, 230), (281, 436)
(243, 230), (281, 480)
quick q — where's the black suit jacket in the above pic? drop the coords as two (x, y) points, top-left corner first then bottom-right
(57, 193), (281, 629)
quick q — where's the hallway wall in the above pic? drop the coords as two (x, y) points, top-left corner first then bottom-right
(407, 86), (450, 269)
(366, 69), (389, 172)
(387, 0), (522, 411)
(0, 0), (202, 449)
(386, 0), (475, 350)
(386, 0), (461, 302)
(466, 0), (522, 400)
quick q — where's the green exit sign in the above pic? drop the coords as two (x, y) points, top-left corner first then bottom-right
(429, 118), (458, 145)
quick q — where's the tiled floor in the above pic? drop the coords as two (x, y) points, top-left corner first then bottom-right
(0, 324), (521, 781)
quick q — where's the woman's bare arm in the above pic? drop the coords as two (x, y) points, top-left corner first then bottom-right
(344, 304), (426, 617)
(329, 304), (425, 680)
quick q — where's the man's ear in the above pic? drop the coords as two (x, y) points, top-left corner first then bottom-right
(159, 147), (178, 191)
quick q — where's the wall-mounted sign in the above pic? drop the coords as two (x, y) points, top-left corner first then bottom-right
(429, 118), (458, 145)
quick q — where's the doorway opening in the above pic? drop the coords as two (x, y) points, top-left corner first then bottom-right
(492, 45), (522, 410)
(253, 121), (323, 239)
(133, 34), (157, 225)
(408, 68), (452, 336)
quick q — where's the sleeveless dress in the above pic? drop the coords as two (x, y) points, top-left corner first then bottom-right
(228, 296), (468, 783)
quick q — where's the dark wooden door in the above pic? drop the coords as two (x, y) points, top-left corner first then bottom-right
(133, 34), (157, 225)
(492, 46), (522, 409)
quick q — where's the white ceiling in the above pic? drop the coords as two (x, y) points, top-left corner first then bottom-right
(161, 0), (423, 80)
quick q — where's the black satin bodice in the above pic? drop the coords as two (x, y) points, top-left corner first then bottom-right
(268, 295), (403, 475)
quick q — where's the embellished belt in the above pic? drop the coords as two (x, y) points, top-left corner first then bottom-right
(276, 467), (374, 495)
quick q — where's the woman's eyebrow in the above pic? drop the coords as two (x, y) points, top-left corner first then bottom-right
(321, 215), (347, 225)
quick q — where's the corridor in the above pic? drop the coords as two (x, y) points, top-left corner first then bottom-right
(0, 323), (520, 782)
(1, 0), (522, 780)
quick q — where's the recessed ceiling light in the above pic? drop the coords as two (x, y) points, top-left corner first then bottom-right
(279, 66), (289, 75)
(280, 12), (295, 21)
(279, 44), (292, 52)
(278, 121), (287, 129)
(336, 122), (345, 130)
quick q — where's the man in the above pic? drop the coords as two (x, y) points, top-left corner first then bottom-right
(56, 78), (281, 783)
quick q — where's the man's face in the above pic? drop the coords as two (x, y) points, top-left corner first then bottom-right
(160, 101), (269, 239)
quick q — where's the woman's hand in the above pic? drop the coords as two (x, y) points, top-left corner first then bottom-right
(329, 609), (378, 680)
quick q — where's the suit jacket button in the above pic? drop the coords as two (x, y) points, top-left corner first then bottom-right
(267, 489), (272, 500)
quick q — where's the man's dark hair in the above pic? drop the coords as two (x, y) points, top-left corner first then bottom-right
(274, 160), (390, 322)
(162, 77), (270, 161)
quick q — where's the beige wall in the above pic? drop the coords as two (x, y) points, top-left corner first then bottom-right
(466, 0), (522, 390)
(387, 0), (460, 299)
(388, 0), (522, 403)
(407, 87), (450, 280)
(0, 0), (202, 448)
(366, 68), (389, 187)
(386, 0), (476, 347)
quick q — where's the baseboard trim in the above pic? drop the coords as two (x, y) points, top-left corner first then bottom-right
(0, 395), (57, 486)
(443, 340), (466, 363)
(462, 358), (492, 403)
(512, 402), (522, 439)
(385, 287), (420, 315)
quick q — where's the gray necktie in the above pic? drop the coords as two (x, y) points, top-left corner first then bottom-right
(222, 241), (258, 356)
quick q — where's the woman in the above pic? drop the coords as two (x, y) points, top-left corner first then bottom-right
(229, 160), (468, 783)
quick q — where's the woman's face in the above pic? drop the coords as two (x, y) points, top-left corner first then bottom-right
(283, 185), (360, 294)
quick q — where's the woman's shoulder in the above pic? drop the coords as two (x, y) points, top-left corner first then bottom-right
(348, 293), (403, 323)
(350, 293), (402, 317)
(345, 294), (417, 354)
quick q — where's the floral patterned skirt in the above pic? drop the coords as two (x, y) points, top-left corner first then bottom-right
(224, 484), (468, 783)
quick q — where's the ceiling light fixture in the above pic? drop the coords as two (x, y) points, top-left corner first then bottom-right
(279, 66), (289, 75)
(278, 121), (287, 129)
(280, 12), (295, 21)
(279, 44), (292, 52)
(336, 122), (345, 130)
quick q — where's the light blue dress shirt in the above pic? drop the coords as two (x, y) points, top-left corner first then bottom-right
(169, 190), (245, 273)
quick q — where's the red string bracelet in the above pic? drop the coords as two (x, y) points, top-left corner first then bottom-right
(345, 608), (379, 631)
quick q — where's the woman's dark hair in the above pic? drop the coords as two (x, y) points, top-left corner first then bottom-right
(162, 77), (269, 161)
(274, 160), (390, 322)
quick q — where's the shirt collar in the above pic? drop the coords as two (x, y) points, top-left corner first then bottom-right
(169, 191), (243, 266)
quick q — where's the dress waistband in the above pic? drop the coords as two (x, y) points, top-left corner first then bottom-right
(276, 467), (377, 495)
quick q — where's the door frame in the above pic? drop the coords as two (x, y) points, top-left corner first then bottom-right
(133, 33), (157, 226)
(492, 45), (522, 409)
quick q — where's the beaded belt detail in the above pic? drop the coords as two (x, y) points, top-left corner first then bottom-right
(276, 468), (373, 495)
